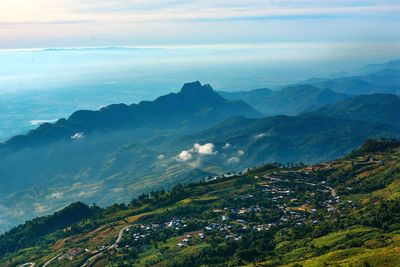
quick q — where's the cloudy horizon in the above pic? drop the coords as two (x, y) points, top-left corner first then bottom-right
(1, 0), (400, 49)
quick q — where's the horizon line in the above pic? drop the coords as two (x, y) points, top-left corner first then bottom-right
(2, 41), (400, 53)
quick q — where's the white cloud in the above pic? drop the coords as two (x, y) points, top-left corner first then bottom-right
(189, 159), (201, 168)
(227, 156), (240, 164)
(74, 191), (96, 198)
(223, 143), (231, 149)
(33, 203), (48, 213)
(1, 0), (399, 48)
(238, 150), (245, 156)
(177, 150), (192, 162)
(48, 192), (64, 200)
(176, 143), (217, 162)
(29, 119), (57, 126)
(64, 1), (400, 22)
(71, 132), (85, 139)
(157, 154), (165, 160)
(193, 143), (216, 155)
(254, 133), (268, 139)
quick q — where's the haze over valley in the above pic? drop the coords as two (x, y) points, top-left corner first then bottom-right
(1, 1), (400, 266)
(1, 58), (400, 233)
(0, 44), (398, 141)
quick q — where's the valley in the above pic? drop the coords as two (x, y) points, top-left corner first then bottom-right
(1, 62), (400, 234)
(2, 1), (400, 266)
(1, 139), (400, 266)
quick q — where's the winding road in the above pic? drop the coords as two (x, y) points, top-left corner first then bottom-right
(81, 224), (133, 267)
(19, 251), (62, 267)
(43, 253), (63, 267)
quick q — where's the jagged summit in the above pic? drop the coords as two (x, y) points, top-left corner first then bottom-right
(180, 81), (213, 91)
(177, 81), (226, 106)
(179, 81), (216, 96)
(180, 81), (204, 92)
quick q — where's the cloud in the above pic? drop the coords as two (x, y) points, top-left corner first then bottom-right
(223, 143), (231, 149)
(71, 132), (85, 139)
(254, 133), (268, 139)
(157, 154), (165, 160)
(74, 190), (96, 198)
(1, 0), (400, 48)
(29, 119), (57, 126)
(177, 150), (192, 162)
(3, 1), (400, 26)
(227, 156), (240, 164)
(189, 159), (201, 168)
(47, 192), (64, 200)
(193, 143), (216, 155)
(238, 150), (245, 156)
(33, 203), (49, 213)
(68, 1), (400, 22)
(176, 143), (217, 162)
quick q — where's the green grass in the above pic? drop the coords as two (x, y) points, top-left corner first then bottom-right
(312, 226), (379, 248)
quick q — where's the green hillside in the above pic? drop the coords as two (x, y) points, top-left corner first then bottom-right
(1, 139), (400, 267)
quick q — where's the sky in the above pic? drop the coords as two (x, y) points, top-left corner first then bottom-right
(0, 0), (400, 48)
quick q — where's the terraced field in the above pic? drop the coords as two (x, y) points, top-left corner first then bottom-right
(1, 140), (400, 267)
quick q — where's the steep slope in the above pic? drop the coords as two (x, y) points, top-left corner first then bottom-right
(219, 85), (347, 116)
(2, 140), (400, 267)
(312, 94), (400, 126)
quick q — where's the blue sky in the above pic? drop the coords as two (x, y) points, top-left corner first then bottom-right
(0, 0), (399, 48)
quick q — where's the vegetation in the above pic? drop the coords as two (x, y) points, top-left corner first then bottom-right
(357, 138), (400, 154)
(1, 140), (400, 266)
(0, 202), (98, 257)
(1, 83), (399, 237)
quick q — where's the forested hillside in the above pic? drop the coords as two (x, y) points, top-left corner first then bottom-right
(2, 139), (400, 267)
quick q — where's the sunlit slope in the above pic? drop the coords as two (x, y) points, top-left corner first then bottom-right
(1, 140), (400, 266)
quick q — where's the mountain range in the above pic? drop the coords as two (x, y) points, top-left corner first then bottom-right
(219, 84), (347, 116)
(0, 82), (260, 233)
(1, 60), (400, 235)
(1, 81), (260, 151)
(306, 60), (400, 95)
(311, 93), (400, 126)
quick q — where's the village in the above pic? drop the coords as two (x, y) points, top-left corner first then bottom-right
(51, 166), (361, 266)
(114, 168), (357, 251)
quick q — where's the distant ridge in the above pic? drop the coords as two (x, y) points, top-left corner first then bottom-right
(311, 94), (400, 126)
(306, 60), (400, 95)
(219, 84), (347, 116)
(218, 88), (273, 113)
(1, 81), (261, 150)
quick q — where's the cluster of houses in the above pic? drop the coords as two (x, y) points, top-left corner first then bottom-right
(57, 247), (88, 261)
(119, 169), (351, 249)
(262, 170), (359, 219)
(104, 168), (359, 254)
(41, 162), (372, 266)
(121, 218), (189, 245)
